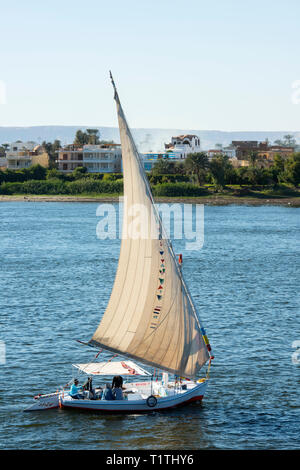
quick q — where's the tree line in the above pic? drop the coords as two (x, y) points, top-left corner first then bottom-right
(150, 152), (300, 188)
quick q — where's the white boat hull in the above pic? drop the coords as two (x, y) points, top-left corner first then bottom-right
(60, 381), (207, 413)
(24, 392), (60, 411)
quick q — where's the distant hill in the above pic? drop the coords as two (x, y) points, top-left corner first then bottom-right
(0, 126), (299, 152)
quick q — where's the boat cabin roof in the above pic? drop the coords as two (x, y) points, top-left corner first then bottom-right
(72, 360), (151, 376)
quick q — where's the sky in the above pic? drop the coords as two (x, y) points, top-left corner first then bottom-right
(0, 0), (300, 131)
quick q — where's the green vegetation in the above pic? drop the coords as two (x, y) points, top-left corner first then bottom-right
(149, 152), (300, 189)
(0, 152), (300, 199)
(73, 129), (115, 147)
(153, 182), (208, 197)
(184, 152), (209, 185)
(73, 129), (100, 146)
(274, 134), (297, 147)
(0, 143), (9, 157)
(0, 165), (123, 195)
(41, 139), (61, 168)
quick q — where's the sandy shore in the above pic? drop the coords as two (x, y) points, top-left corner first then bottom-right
(1, 194), (299, 206)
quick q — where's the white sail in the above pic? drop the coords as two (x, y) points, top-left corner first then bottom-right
(90, 76), (210, 378)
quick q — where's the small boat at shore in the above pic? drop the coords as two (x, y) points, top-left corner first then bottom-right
(25, 74), (213, 413)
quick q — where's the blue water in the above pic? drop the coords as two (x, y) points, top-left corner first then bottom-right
(0, 202), (299, 449)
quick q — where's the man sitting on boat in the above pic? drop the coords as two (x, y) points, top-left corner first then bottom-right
(69, 379), (85, 399)
(112, 375), (124, 400)
(82, 376), (95, 399)
(102, 384), (114, 400)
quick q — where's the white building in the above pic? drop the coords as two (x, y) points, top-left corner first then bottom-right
(207, 147), (237, 161)
(5, 141), (49, 170)
(141, 152), (179, 171)
(164, 134), (201, 159)
(57, 143), (122, 173)
(222, 147), (236, 159)
(83, 144), (122, 173)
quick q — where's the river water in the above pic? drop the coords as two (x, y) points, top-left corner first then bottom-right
(0, 202), (299, 449)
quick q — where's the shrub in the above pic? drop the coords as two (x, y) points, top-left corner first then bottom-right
(26, 164), (47, 180)
(0, 182), (24, 194)
(0, 180), (67, 195)
(102, 173), (123, 181)
(148, 174), (190, 185)
(0, 178), (124, 195)
(153, 182), (208, 197)
(72, 166), (88, 180)
(66, 179), (123, 194)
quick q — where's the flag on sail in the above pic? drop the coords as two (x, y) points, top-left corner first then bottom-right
(89, 75), (210, 379)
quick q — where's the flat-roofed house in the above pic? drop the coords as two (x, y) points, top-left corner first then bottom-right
(5, 142), (49, 170)
(57, 143), (122, 173)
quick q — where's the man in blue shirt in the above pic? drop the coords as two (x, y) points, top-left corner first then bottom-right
(102, 384), (114, 400)
(69, 379), (84, 399)
(113, 387), (123, 400)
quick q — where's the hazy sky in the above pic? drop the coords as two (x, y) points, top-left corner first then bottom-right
(1, 0), (300, 131)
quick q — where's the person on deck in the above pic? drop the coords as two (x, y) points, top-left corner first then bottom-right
(102, 384), (114, 400)
(82, 376), (95, 399)
(112, 375), (124, 400)
(69, 379), (84, 399)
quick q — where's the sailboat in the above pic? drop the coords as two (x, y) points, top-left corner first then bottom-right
(25, 74), (213, 413)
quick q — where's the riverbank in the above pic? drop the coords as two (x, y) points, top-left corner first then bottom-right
(1, 194), (300, 206)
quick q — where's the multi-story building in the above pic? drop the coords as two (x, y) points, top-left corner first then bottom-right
(229, 140), (295, 167)
(57, 143), (122, 173)
(164, 134), (201, 159)
(207, 149), (223, 160)
(142, 152), (180, 171)
(5, 141), (49, 170)
(56, 145), (84, 172)
(231, 141), (262, 159)
(207, 147), (237, 160)
(83, 144), (122, 173)
(257, 145), (294, 163)
(141, 134), (201, 171)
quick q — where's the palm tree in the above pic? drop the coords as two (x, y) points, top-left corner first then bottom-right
(151, 158), (175, 175)
(74, 130), (89, 147)
(283, 135), (296, 148)
(184, 152), (209, 185)
(86, 129), (100, 145)
(209, 154), (232, 190)
(248, 151), (258, 167)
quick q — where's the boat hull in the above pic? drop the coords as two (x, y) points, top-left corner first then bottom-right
(24, 392), (60, 411)
(60, 381), (207, 413)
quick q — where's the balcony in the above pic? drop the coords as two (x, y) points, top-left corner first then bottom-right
(83, 158), (116, 163)
(7, 163), (31, 169)
(57, 159), (84, 163)
(6, 154), (32, 160)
